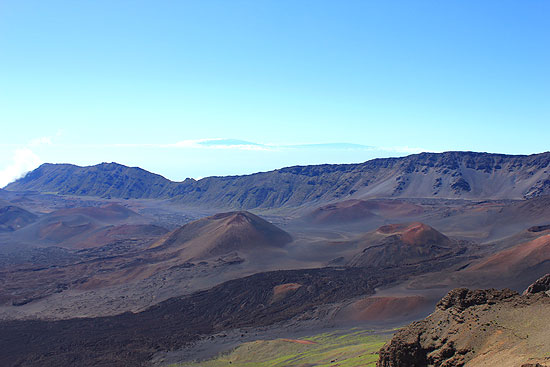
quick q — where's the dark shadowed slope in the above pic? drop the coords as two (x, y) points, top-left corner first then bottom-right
(0, 204), (37, 232)
(151, 211), (292, 260)
(6, 152), (550, 208)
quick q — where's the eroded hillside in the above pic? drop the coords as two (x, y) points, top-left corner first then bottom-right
(377, 274), (550, 367)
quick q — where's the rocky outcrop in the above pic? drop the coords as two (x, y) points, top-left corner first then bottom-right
(527, 224), (550, 233)
(377, 274), (550, 367)
(436, 287), (517, 311)
(523, 274), (550, 295)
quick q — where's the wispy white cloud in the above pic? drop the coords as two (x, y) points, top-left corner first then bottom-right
(0, 148), (42, 188)
(284, 143), (374, 150)
(377, 146), (438, 154)
(29, 136), (53, 146)
(168, 138), (271, 151)
(0, 134), (60, 187)
(112, 138), (273, 151)
(109, 138), (432, 155)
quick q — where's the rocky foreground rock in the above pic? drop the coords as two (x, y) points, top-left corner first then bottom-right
(377, 274), (550, 367)
(523, 274), (550, 296)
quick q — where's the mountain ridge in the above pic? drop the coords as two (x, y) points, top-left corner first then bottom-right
(6, 151), (550, 208)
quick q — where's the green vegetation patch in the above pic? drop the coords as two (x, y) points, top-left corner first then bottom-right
(175, 329), (391, 367)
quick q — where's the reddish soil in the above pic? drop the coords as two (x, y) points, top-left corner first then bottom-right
(305, 199), (424, 225)
(51, 203), (140, 222)
(71, 224), (169, 249)
(349, 222), (464, 269)
(151, 211), (292, 260)
(341, 295), (428, 323)
(273, 283), (302, 298)
(305, 200), (377, 224)
(469, 234), (550, 274)
(377, 222), (450, 247)
(38, 221), (95, 242)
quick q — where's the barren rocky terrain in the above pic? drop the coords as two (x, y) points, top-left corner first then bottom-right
(378, 274), (550, 367)
(1, 151), (550, 366)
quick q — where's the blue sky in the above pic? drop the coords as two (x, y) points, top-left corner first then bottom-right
(1, 1), (549, 185)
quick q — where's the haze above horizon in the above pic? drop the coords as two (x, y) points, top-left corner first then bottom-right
(1, 1), (549, 186)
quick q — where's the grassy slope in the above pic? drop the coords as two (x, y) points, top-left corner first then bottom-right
(175, 329), (391, 367)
